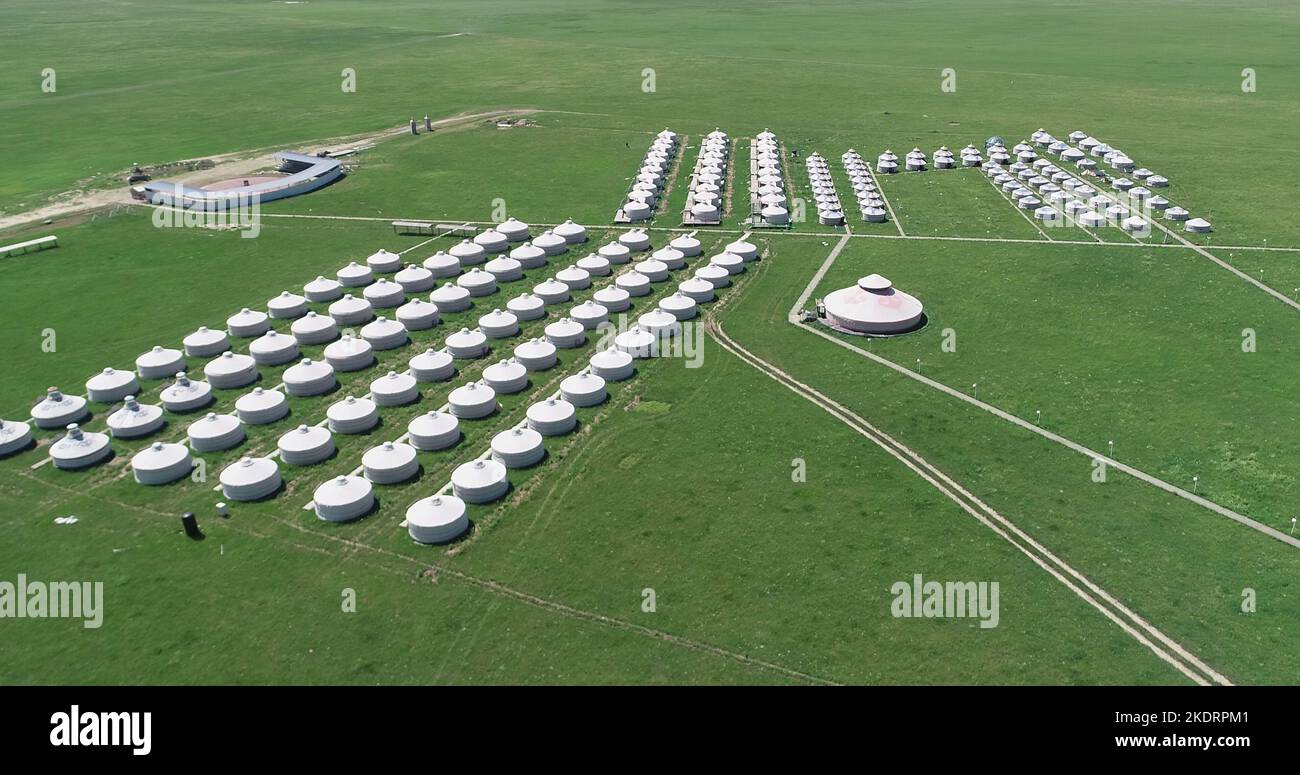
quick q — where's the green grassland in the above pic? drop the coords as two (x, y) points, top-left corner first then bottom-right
(2, 0), (1300, 684)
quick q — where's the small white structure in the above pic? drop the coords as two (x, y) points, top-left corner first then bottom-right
(328, 294), (374, 326)
(107, 396), (165, 438)
(203, 351), (258, 389)
(187, 412), (245, 452)
(457, 268), (498, 297)
(360, 317), (409, 350)
(533, 231), (568, 256)
(1185, 217), (1212, 233)
(710, 252), (745, 275)
(227, 308), (270, 338)
(491, 427), (546, 468)
(314, 476), (374, 522)
(560, 372), (607, 407)
(507, 293), (546, 320)
(570, 300), (610, 330)
(509, 243), (547, 270)
(445, 327), (489, 359)
(281, 359), (336, 397)
(327, 395), (380, 434)
(396, 298), (440, 331)
(337, 262), (374, 288)
(452, 239), (488, 264)
(589, 348), (634, 381)
(447, 382), (498, 419)
(395, 264), (436, 293)
(598, 242), (633, 264)
(370, 371), (419, 407)
(409, 348), (456, 382)
(160, 373), (212, 412)
(633, 258), (669, 282)
(291, 311), (338, 345)
(497, 218), (531, 242)
(695, 264), (731, 289)
(482, 358), (530, 394)
(615, 326), (658, 358)
(267, 291), (309, 319)
(592, 286), (631, 312)
(86, 367), (139, 404)
(556, 266), (593, 290)
(669, 234), (702, 256)
(407, 410), (461, 451)
(249, 330), (300, 366)
(1, 418), (34, 455)
(473, 229), (509, 254)
(363, 278), (406, 308)
(406, 495), (470, 544)
(677, 277), (715, 303)
(424, 251), (462, 278)
(658, 292), (698, 321)
(132, 441), (192, 485)
(303, 276), (344, 303)
(183, 326), (230, 358)
(514, 338), (558, 371)
(527, 397), (577, 436)
(324, 335), (375, 372)
(49, 424), (111, 470)
(219, 456), (281, 501)
(485, 256), (524, 283)
(554, 219), (588, 244)
(451, 459), (509, 503)
(362, 440), (419, 484)
(576, 254), (612, 277)
(430, 282), (473, 313)
(533, 278), (571, 305)
(544, 318), (586, 348)
(822, 274), (924, 335)
(235, 387), (289, 425)
(136, 346), (186, 380)
(278, 424), (335, 465)
(1165, 207), (1190, 221)
(366, 249), (402, 274)
(615, 271), (651, 297)
(478, 309), (520, 339)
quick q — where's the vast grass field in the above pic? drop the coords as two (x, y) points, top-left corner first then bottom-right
(2, 0), (1299, 685)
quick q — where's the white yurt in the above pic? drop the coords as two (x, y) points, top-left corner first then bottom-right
(277, 424), (335, 466)
(457, 268), (498, 297)
(862, 206), (887, 223)
(554, 219), (588, 244)
(451, 459), (509, 503)
(328, 294), (375, 326)
(526, 397), (577, 436)
(396, 298), (440, 331)
(234, 386), (289, 425)
(544, 317), (587, 349)
(445, 327), (489, 359)
(86, 367), (139, 404)
(638, 308), (681, 337)
(430, 282), (473, 313)
(406, 495), (470, 544)
(485, 256), (524, 283)
(619, 230), (652, 252)
(1122, 216), (1149, 234)
(695, 264), (731, 288)
(1185, 217), (1212, 233)
(187, 412), (245, 453)
(362, 440), (419, 484)
(219, 456), (281, 501)
(282, 358), (336, 397)
(249, 330), (300, 366)
(472, 229), (508, 254)
(533, 231), (569, 256)
(710, 252), (745, 275)
(313, 476), (375, 522)
(448, 381), (498, 419)
(337, 261), (374, 288)
(370, 371), (420, 407)
(450, 239), (488, 265)
(615, 271), (651, 297)
(577, 254), (612, 277)
(131, 442), (192, 485)
(424, 251), (462, 278)
(598, 242), (633, 264)
(623, 201), (652, 221)
(589, 348), (635, 380)
(303, 275), (344, 303)
(227, 308), (270, 338)
(527, 279), (567, 306)
(482, 358), (529, 394)
(360, 317), (409, 350)
(366, 249), (402, 274)
(492, 427), (546, 468)
(204, 351), (258, 389)
(407, 410), (461, 451)
(726, 238), (759, 261)
(323, 335), (375, 372)
(159, 373), (212, 412)
(822, 274), (924, 335)
(327, 395), (380, 434)
(560, 372), (607, 407)
(669, 234), (702, 256)
(570, 300), (610, 330)
(1146, 175), (1169, 188)
(395, 264), (436, 293)
(1112, 178), (1135, 192)
(509, 243), (547, 270)
(592, 285), (631, 312)
(506, 292), (546, 321)
(183, 326), (230, 358)
(136, 346), (186, 380)
(651, 246), (686, 270)
(633, 258), (669, 282)
(49, 424), (111, 470)
(1034, 206), (1061, 224)
(409, 348), (456, 382)
(1165, 207), (1190, 221)
(106, 396), (164, 439)
(763, 206), (790, 225)
(498, 218), (530, 242)
(691, 202), (720, 222)
(267, 291), (308, 320)
(677, 277), (716, 303)
(292, 312), (339, 345)
(556, 266), (593, 291)
(514, 338), (558, 371)
(658, 292), (698, 321)
(363, 278), (406, 308)
(1077, 210), (1106, 228)
(478, 308), (521, 339)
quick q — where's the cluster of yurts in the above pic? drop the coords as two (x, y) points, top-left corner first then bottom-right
(684, 129), (731, 224)
(7, 220), (763, 544)
(618, 129), (678, 222)
(751, 129), (790, 226)
(984, 129), (1210, 233)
